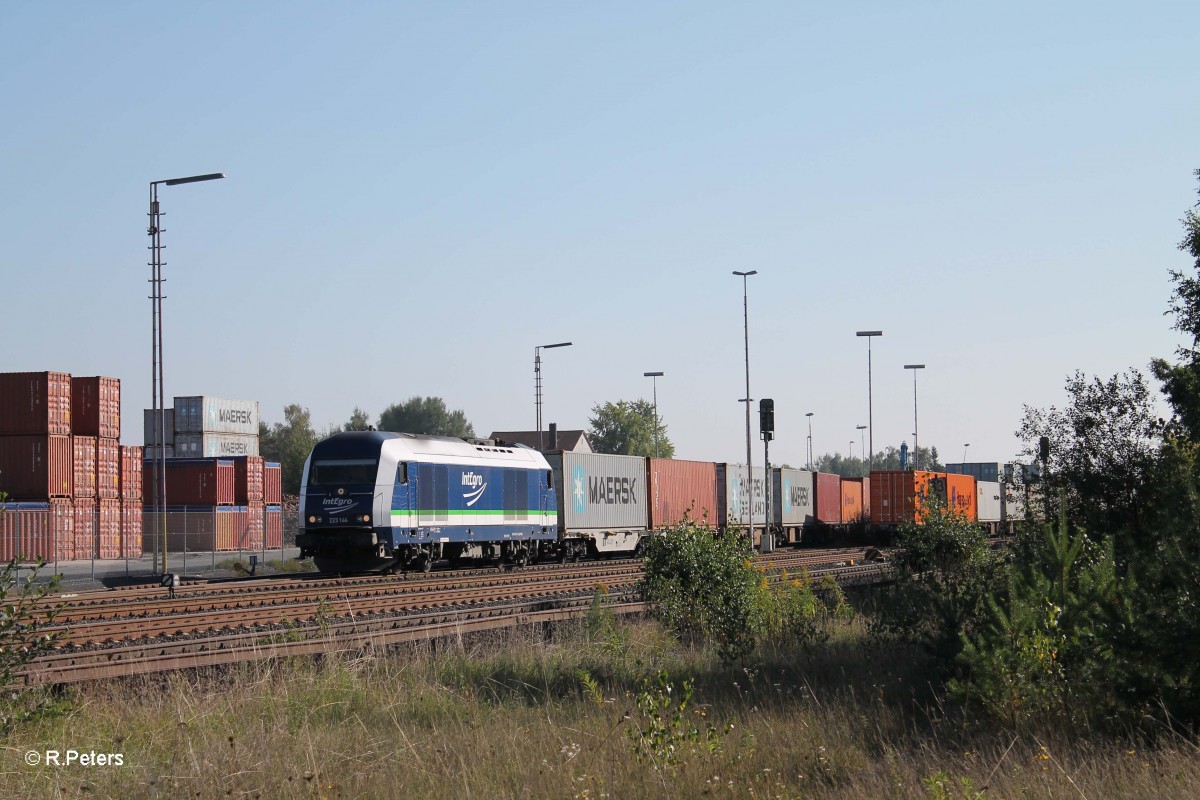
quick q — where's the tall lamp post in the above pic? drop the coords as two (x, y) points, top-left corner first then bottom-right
(535, 341), (573, 450)
(732, 270), (759, 548)
(963, 442), (970, 464)
(849, 440), (855, 461)
(904, 364), (925, 468)
(643, 371), (664, 458)
(805, 411), (814, 470)
(857, 425), (868, 471)
(855, 331), (883, 469)
(149, 172), (225, 577)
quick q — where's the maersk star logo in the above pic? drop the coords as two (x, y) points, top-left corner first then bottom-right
(783, 479), (792, 511)
(572, 465), (587, 514)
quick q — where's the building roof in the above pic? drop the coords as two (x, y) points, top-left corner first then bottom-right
(488, 429), (593, 453)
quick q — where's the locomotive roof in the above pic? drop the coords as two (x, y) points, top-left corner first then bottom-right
(315, 431), (544, 462)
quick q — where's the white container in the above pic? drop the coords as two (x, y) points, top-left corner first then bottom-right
(977, 480), (1003, 523)
(174, 433), (260, 458)
(173, 396), (260, 435)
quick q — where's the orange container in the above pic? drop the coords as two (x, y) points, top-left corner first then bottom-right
(70, 376), (120, 439)
(945, 473), (977, 521)
(120, 500), (143, 558)
(870, 470), (945, 525)
(98, 498), (121, 559)
(73, 497), (96, 559)
(96, 438), (120, 499)
(840, 479), (864, 523)
(265, 505), (282, 549)
(73, 436), (97, 498)
(120, 445), (143, 499)
(647, 458), (718, 528)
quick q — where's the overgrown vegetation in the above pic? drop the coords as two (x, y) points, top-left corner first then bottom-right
(641, 516), (846, 662)
(0, 557), (65, 732)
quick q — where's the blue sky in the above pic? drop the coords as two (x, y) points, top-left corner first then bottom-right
(1, 1), (1196, 468)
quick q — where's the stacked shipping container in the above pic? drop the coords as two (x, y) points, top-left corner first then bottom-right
(0, 371), (142, 562)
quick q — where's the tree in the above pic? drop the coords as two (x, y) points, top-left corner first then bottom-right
(588, 399), (674, 458)
(1016, 369), (1163, 546)
(259, 404), (319, 495)
(1152, 169), (1200, 441)
(377, 397), (475, 438)
(343, 407), (372, 431)
(814, 444), (941, 476)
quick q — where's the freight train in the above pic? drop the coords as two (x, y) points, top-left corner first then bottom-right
(297, 432), (1027, 574)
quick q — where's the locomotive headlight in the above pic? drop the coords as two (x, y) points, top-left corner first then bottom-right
(362, 514), (371, 523)
(308, 515), (317, 524)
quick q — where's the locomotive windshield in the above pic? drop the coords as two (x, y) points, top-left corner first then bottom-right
(308, 458), (378, 486)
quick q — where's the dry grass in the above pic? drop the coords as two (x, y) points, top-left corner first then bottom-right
(3, 610), (1199, 799)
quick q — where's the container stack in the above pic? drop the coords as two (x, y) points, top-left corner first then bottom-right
(0, 371), (137, 563)
(171, 396), (260, 458)
(144, 457), (273, 551)
(119, 445), (143, 558)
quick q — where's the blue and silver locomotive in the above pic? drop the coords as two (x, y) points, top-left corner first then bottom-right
(297, 431), (562, 573)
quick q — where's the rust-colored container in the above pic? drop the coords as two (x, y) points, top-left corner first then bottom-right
(264, 462), (282, 504)
(241, 501), (265, 550)
(945, 473), (977, 521)
(96, 438), (120, 499)
(72, 436), (97, 498)
(870, 470), (944, 525)
(0, 503), (48, 561)
(841, 479), (864, 523)
(120, 499), (143, 558)
(145, 458), (235, 505)
(232, 456), (265, 504)
(646, 458), (718, 528)
(265, 505), (282, 549)
(52, 498), (74, 561)
(70, 376), (120, 439)
(120, 445), (143, 499)
(0, 501), (72, 562)
(0, 371), (72, 435)
(97, 498), (121, 559)
(143, 506), (216, 552)
(0, 434), (73, 498)
(216, 506), (241, 551)
(860, 476), (871, 519)
(814, 472), (842, 525)
(73, 497), (96, 559)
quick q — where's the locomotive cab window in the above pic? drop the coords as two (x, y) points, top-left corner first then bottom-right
(396, 462), (409, 485)
(309, 459), (377, 486)
(547, 470), (553, 488)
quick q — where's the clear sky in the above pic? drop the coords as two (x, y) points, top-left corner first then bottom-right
(1, 1), (1196, 469)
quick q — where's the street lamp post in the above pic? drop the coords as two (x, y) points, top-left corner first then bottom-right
(857, 425), (867, 471)
(148, 172), (225, 578)
(849, 440), (855, 461)
(732, 270), (761, 551)
(904, 364), (925, 469)
(855, 331), (883, 469)
(643, 371), (664, 458)
(805, 412), (814, 470)
(535, 342), (573, 450)
(963, 443), (971, 464)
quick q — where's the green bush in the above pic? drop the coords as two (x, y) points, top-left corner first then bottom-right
(870, 498), (1002, 669)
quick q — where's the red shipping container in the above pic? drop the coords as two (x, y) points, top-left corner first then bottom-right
(73, 497), (96, 559)
(120, 445), (143, 499)
(97, 498), (121, 559)
(0, 434), (73, 498)
(646, 458), (718, 529)
(51, 498), (74, 561)
(120, 499), (143, 558)
(870, 470), (943, 525)
(841, 479), (864, 523)
(814, 472), (842, 525)
(0, 371), (72, 435)
(0, 503), (48, 561)
(241, 501), (265, 550)
(96, 438), (120, 499)
(145, 458), (236, 505)
(945, 473), (977, 521)
(263, 462), (282, 504)
(265, 505), (282, 549)
(860, 476), (871, 518)
(73, 436), (97, 498)
(70, 376), (120, 439)
(232, 456), (265, 504)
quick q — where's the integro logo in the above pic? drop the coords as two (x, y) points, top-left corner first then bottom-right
(462, 471), (487, 507)
(572, 466), (587, 514)
(323, 497), (356, 513)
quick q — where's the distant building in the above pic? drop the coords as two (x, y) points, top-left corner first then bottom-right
(489, 429), (593, 453)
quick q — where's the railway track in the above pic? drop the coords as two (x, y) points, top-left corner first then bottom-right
(15, 546), (888, 686)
